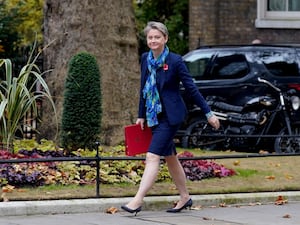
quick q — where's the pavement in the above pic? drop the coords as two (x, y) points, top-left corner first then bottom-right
(0, 191), (300, 225)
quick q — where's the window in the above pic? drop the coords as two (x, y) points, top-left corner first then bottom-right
(184, 51), (214, 80)
(210, 54), (249, 80)
(257, 49), (300, 77)
(256, 0), (300, 28)
(268, 0), (300, 11)
(183, 51), (250, 80)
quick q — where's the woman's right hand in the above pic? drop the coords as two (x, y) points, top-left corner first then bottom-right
(136, 118), (145, 130)
(208, 115), (220, 130)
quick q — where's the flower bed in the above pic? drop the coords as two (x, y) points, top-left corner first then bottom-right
(178, 151), (236, 180)
(0, 143), (236, 188)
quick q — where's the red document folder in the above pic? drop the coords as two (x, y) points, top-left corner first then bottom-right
(124, 124), (152, 156)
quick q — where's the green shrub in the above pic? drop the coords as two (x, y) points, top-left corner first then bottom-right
(60, 52), (102, 152)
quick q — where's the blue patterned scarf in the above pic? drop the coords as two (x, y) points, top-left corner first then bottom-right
(143, 46), (169, 127)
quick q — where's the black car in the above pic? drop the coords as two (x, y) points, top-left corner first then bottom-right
(177, 44), (300, 153)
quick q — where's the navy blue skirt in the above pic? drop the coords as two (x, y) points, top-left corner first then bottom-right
(148, 114), (180, 156)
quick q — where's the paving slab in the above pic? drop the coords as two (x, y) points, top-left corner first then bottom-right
(0, 202), (299, 225)
(1, 191), (300, 216)
(0, 191), (299, 225)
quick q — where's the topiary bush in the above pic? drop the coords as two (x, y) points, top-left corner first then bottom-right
(60, 52), (102, 152)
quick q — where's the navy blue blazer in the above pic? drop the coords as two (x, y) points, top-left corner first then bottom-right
(138, 51), (211, 126)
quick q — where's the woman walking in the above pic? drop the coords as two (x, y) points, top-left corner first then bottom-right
(121, 21), (220, 215)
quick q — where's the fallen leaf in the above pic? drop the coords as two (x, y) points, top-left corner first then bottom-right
(275, 196), (288, 205)
(191, 205), (202, 210)
(249, 202), (262, 206)
(106, 207), (118, 214)
(202, 217), (213, 220)
(283, 214), (291, 218)
(233, 160), (240, 166)
(219, 202), (226, 207)
(2, 185), (15, 193)
(259, 150), (269, 154)
(284, 174), (294, 180)
(265, 175), (275, 180)
(276, 195), (284, 201)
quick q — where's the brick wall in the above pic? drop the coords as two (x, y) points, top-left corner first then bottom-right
(189, 0), (300, 50)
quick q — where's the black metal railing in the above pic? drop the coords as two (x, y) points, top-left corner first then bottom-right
(0, 141), (299, 198)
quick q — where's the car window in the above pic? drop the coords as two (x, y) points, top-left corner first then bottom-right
(255, 49), (300, 77)
(209, 53), (250, 80)
(183, 47), (300, 81)
(184, 51), (214, 80)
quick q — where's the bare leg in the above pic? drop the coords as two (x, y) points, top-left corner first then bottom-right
(125, 152), (160, 209)
(165, 154), (190, 209)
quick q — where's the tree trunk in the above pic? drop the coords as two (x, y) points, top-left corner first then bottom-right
(42, 0), (140, 146)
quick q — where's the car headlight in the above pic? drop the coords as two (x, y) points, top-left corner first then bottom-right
(291, 96), (300, 110)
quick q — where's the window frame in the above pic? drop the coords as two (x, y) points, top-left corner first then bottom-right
(255, 0), (300, 29)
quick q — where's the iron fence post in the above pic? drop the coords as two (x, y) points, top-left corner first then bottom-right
(95, 141), (100, 198)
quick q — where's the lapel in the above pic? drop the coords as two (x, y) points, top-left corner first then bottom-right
(156, 54), (170, 92)
(156, 67), (166, 93)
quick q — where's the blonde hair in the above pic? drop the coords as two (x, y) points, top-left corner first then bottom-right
(143, 21), (169, 37)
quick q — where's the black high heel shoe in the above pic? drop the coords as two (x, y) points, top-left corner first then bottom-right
(121, 205), (142, 216)
(166, 198), (193, 213)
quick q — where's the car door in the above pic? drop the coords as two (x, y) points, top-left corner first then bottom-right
(183, 48), (259, 108)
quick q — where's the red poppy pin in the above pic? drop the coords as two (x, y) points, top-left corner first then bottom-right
(163, 64), (169, 71)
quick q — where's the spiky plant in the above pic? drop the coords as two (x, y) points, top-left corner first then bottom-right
(0, 42), (57, 152)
